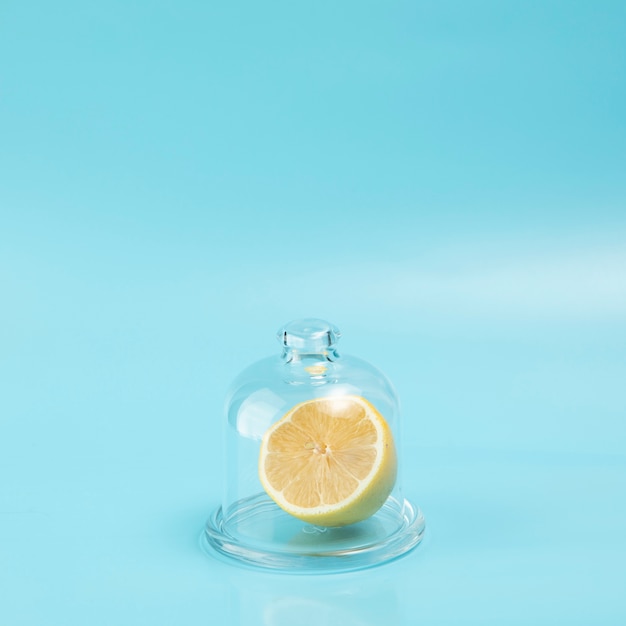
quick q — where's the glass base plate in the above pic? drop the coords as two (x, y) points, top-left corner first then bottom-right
(202, 493), (425, 573)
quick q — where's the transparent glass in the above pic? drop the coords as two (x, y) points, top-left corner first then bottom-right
(203, 319), (425, 572)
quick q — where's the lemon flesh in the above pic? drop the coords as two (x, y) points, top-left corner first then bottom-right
(258, 395), (397, 527)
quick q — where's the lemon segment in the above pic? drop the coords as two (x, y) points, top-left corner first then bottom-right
(258, 395), (397, 527)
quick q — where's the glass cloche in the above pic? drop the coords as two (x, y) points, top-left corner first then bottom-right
(203, 319), (425, 572)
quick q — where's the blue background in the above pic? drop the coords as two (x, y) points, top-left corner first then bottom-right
(1, 1), (625, 623)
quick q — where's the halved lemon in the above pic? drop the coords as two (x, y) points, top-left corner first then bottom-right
(258, 395), (397, 527)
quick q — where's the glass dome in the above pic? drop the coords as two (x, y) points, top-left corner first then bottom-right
(203, 319), (425, 572)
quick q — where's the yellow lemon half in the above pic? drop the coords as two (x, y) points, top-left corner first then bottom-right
(258, 395), (397, 527)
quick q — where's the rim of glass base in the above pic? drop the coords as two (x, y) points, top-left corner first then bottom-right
(201, 496), (425, 574)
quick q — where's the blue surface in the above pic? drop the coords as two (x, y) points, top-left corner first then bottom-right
(1, 1), (625, 623)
